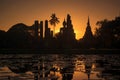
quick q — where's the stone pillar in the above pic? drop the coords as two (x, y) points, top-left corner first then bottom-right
(34, 20), (39, 39)
(40, 21), (43, 39)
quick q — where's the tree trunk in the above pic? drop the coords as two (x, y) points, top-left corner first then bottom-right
(53, 26), (55, 37)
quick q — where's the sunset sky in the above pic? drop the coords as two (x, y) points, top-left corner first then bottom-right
(0, 0), (120, 39)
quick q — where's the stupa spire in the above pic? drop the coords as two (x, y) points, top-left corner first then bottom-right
(87, 16), (90, 26)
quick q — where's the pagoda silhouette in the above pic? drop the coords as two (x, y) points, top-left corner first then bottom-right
(56, 14), (76, 49)
(0, 14), (98, 50)
(79, 17), (95, 48)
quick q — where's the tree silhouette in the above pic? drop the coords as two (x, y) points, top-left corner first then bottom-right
(6, 23), (33, 49)
(0, 30), (6, 48)
(49, 13), (60, 36)
(95, 16), (120, 48)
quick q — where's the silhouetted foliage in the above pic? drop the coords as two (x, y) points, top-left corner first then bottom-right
(6, 23), (33, 49)
(49, 13), (60, 36)
(95, 16), (120, 48)
(0, 30), (6, 48)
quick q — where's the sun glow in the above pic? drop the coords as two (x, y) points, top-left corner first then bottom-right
(48, 13), (87, 40)
(0, 0), (119, 39)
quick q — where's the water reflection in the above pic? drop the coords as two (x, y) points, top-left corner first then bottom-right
(0, 54), (120, 80)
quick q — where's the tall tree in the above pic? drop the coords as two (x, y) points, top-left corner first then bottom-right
(95, 16), (120, 48)
(49, 13), (60, 36)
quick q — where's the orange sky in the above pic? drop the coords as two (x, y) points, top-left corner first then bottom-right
(0, 0), (120, 39)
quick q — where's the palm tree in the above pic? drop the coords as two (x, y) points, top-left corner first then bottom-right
(49, 13), (60, 37)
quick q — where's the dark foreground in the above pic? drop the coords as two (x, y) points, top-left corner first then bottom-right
(0, 49), (120, 54)
(0, 53), (120, 80)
